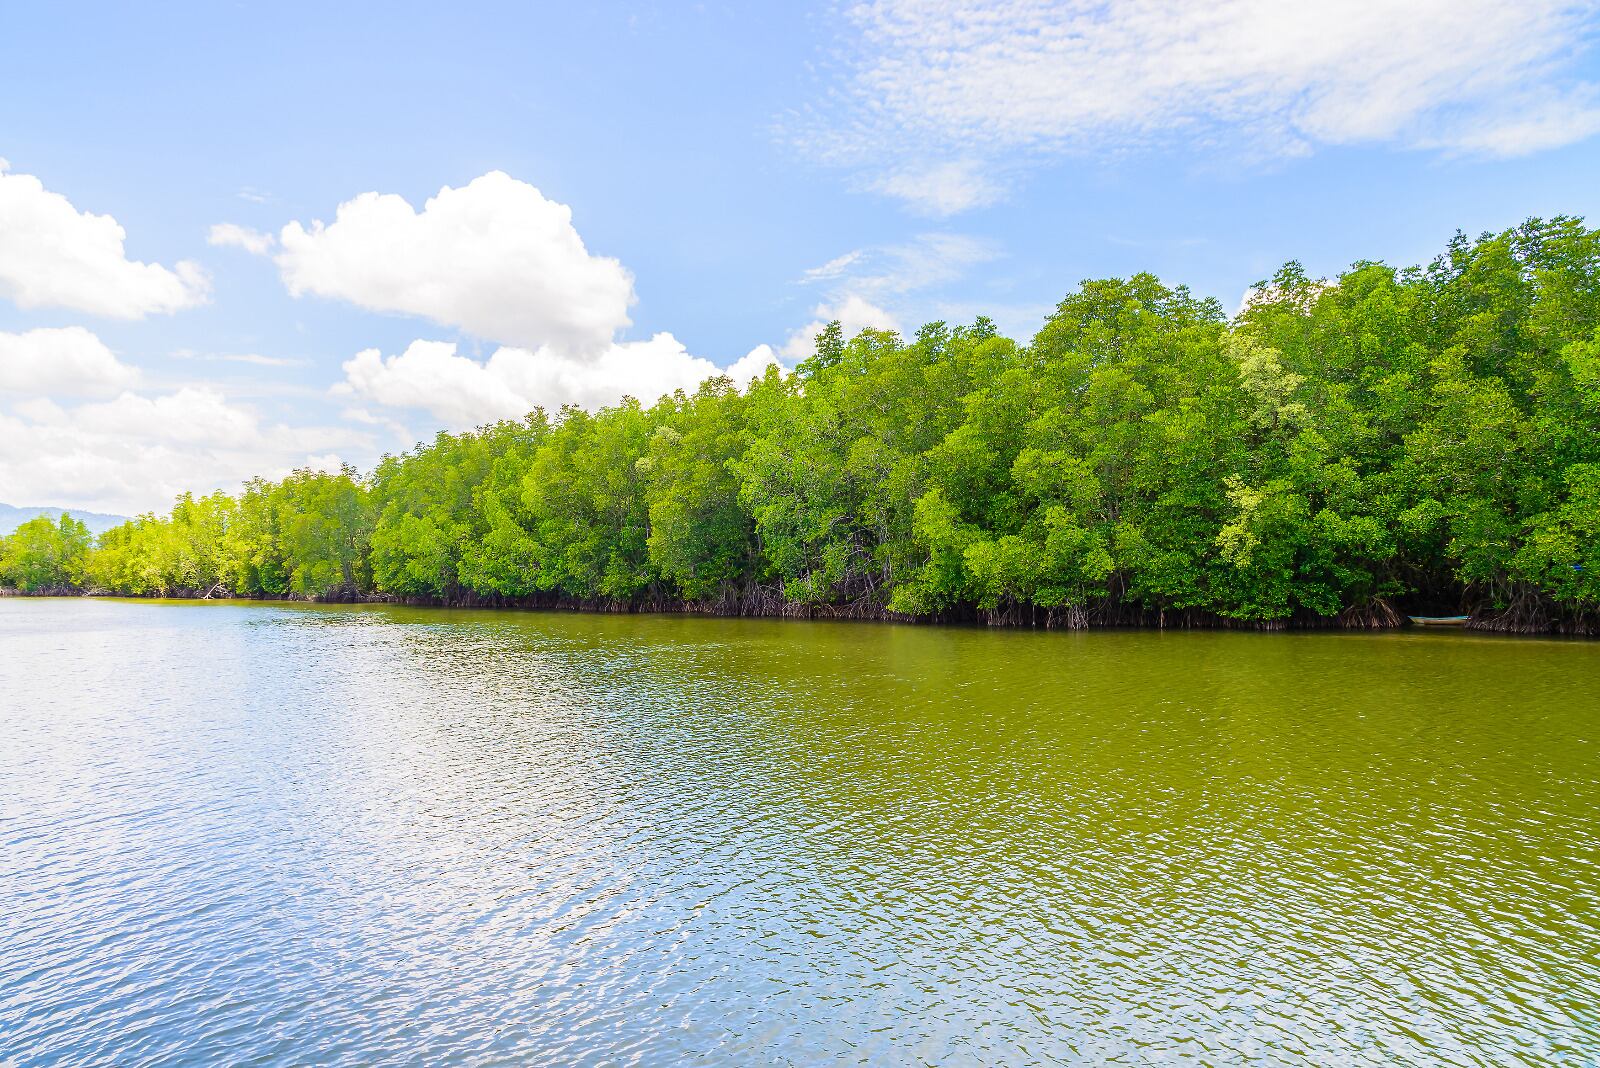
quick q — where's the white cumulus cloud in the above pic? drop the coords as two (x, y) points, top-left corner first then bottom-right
(726, 344), (781, 384)
(0, 162), (209, 317)
(275, 171), (636, 355)
(207, 222), (276, 255)
(339, 340), (529, 429)
(782, 295), (902, 360)
(0, 384), (374, 515)
(337, 335), (781, 432)
(0, 326), (140, 397)
(804, 0), (1600, 212)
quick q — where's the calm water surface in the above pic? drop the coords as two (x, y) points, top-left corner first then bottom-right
(2, 598), (1598, 1065)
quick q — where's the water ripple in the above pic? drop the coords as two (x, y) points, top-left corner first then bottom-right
(1, 599), (1598, 1065)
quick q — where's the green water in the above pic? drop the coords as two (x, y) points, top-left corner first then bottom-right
(2, 598), (1597, 1064)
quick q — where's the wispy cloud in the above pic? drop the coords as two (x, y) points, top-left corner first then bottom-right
(783, 232), (1003, 356)
(801, 250), (865, 283)
(797, 0), (1600, 213)
(869, 160), (1004, 216)
(797, 232), (1001, 300)
(173, 348), (309, 368)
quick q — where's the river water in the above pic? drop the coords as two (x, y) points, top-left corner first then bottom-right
(2, 598), (1597, 1065)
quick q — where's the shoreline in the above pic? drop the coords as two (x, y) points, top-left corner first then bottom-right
(7, 587), (1595, 637)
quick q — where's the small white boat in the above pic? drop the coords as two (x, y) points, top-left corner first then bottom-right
(1408, 615), (1470, 626)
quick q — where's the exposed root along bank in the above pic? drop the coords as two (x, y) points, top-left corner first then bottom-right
(21, 586), (1596, 635)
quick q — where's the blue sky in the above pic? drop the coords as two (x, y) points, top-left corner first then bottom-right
(3, 1), (1599, 514)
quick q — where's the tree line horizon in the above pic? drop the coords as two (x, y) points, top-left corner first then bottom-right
(5, 217), (1598, 633)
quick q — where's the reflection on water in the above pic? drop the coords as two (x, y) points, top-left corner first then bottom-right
(1, 598), (1597, 1064)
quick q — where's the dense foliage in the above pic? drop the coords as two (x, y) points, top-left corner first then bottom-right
(79, 467), (372, 599)
(21, 220), (1600, 631)
(0, 514), (92, 592)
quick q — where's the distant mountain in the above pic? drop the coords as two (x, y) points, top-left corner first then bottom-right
(0, 502), (129, 536)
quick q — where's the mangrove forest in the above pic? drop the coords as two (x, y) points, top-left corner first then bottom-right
(6, 218), (1599, 634)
